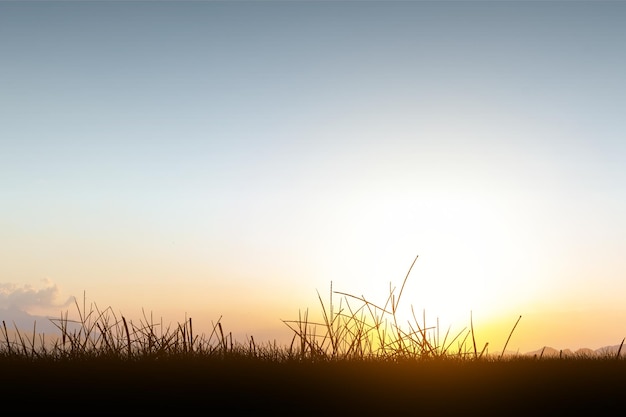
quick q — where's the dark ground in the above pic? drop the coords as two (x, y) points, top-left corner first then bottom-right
(3, 356), (625, 416)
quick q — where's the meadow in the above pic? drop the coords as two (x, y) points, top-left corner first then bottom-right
(2, 256), (625, 415)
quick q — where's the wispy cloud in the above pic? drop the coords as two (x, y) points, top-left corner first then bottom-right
(0, 279), (74, 312)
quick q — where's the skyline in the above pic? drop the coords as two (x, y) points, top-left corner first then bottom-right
(2, 1), (626, 353)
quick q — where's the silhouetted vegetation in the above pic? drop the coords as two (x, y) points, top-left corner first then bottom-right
(2, 255), (625, 415)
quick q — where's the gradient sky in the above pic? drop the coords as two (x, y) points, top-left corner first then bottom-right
(2, 0), (626, 353)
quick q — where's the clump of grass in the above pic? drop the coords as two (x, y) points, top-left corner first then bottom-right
(2, 295), (239, 361)
(0, 292), (303, 363)
(282, 254), (507, 361)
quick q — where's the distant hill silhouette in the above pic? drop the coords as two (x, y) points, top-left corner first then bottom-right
(524, 344), (625, 358)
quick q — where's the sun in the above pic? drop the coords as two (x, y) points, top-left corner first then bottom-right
(320, 188), (534, 331)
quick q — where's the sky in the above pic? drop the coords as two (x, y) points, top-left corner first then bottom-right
(1, 0), (626, 354)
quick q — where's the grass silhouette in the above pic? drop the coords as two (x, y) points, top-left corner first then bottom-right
(1, 254), (625, 415)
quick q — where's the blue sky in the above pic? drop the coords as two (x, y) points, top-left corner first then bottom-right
(1, 1), (626, 352)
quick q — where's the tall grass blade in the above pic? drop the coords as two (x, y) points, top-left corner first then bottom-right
(393, 253), (418, 314)
(617, 337), (625, 359)
(470, 311), (477, 359)
(122, 316), (131, 358)
(500, 315), (522, 359)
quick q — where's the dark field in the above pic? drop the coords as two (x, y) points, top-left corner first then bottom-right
(3, 355), (626, 416)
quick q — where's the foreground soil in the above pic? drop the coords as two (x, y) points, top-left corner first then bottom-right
(3, 356), (625, 416)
